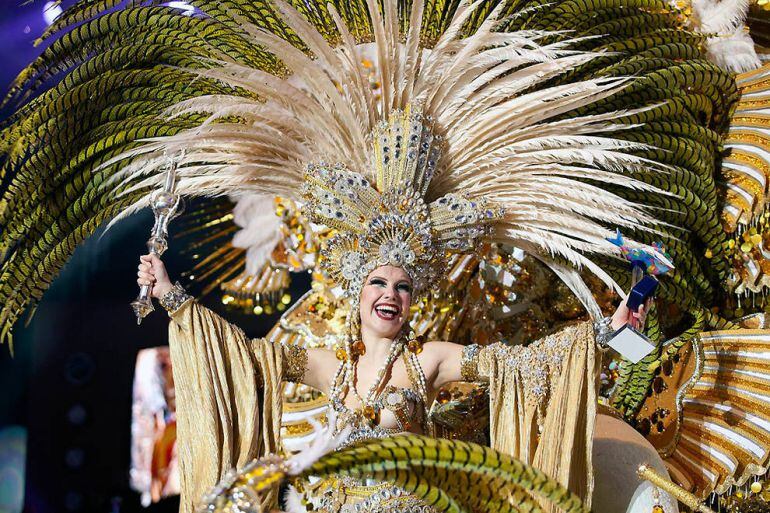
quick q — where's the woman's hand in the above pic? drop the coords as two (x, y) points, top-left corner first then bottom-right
(610, 296), (652, 331)
(137, 254), (173, 299)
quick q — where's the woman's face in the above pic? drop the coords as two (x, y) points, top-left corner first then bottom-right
(359, 265), (413, 340)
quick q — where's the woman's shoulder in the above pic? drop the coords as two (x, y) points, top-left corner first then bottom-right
(419, 340), (465, 364)
(422, 340), (465, 351)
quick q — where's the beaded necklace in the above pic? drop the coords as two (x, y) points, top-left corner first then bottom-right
(329, 334), (432, 435)
(330, 336), (406, 428)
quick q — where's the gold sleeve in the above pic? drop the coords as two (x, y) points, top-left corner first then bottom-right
(479, 321), (599, 513)
(167, 299), (283, 513)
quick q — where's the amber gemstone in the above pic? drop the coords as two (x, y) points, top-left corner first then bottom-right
(661, 359), (674, 376)
(362, 405), (379, 424)
(408, 340), (423, 354)
(353, 341), (366, 356)
(652, 505), (664, 513)
(335, 348), (347, 361)
(437, 389), (451, 404)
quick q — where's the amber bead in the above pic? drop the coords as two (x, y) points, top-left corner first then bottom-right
(335, 348), (347, 361)
(362, 405), (379, 424)
(652, 505), (664, 513)
(661, 359), (674, 376)
(352, 341), (366, 356)
(408, 340), (423, 354)
(437, 389), (451, 404)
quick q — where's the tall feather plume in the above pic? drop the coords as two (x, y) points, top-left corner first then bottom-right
(105, 0), (664, 300)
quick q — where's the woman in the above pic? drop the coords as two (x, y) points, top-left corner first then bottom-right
(138, 253), (647, 513)
(0, 0), (723, 508)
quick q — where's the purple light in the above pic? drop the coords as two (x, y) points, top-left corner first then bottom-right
(42, 1), (64, 26)
(166, 1), (196, 15)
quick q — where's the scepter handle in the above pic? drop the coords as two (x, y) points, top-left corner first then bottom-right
(132, 284), (155, 325)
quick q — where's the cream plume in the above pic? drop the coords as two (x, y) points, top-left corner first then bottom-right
(107, 0), (666, 304)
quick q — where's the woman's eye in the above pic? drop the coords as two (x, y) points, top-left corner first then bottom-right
(397, 283), (412, 293)
(370, 278), (386, 286)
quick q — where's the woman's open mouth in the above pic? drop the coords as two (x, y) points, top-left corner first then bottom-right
(374, 304), (400, 321)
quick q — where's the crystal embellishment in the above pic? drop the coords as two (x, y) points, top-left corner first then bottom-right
(303, 105), (503, 297)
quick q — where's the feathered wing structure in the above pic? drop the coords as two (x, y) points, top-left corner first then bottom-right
(673, 330), (770, 497)
(202, 434), (589, 513)
(634, 328), (770, 499)
(0, 0), (738, 350)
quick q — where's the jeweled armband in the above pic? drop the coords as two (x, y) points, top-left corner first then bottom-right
(159, 281), (193, 314)
(284, 344), (308, 383)
(461, 344), (482, 382)
(593, 316), (613, 350)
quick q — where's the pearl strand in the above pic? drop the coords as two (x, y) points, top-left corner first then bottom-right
(330, 336), (406, 422)
(349, 337), (404, 406)
(405, 351), (428, 404)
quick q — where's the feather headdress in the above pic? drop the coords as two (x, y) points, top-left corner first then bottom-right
(104, 0), (664, 308)
(0, 0), (740, 348)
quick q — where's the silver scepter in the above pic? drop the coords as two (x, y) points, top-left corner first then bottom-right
(131, 154), (182, 324)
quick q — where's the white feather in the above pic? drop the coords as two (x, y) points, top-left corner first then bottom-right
(230, 195), (283, 275)
(706, 28), (761, 73)
(283, 485), (306, 513)
(690, 0), (761, 72)
(284, 409), (351, 477)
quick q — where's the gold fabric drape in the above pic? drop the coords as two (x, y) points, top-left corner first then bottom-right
(168, 300), (284, 513)
(479, 321), (599, 512)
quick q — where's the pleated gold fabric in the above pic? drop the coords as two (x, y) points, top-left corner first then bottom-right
(168, 300), (284, 513)
(479, 321), (599, 512)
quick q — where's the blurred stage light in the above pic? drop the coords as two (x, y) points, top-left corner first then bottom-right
(43, 1), (64, 26)
(0, 426), (26, 513)
(64, 353), (94, 386)
(64, 447), (85, 469)
(166, 2), (196, 15)
(64, 491), (83, 512)
(66, 404), (87, 426)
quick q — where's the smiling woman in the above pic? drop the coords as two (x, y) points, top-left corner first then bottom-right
(360, 266), (412, 339)
(2, 0), (764, 510)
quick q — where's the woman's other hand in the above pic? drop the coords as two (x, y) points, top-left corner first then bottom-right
(137, 254), (173, 299)
(610, 296), (652, 331)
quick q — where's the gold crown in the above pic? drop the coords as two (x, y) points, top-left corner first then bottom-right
(302, 106), (503, 296)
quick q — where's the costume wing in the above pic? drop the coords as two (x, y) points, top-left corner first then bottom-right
(204, 434), (589, 513)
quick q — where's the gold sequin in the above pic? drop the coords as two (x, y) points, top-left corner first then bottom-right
(284, 344), (308, 383)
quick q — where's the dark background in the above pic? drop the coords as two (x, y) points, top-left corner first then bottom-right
(0, 2), (309, 512)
